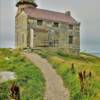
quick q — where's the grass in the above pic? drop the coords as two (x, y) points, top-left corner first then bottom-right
(0, 49), (45, 100)
(35, 49), (100, 100)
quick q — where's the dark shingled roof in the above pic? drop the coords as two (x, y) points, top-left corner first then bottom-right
(16, 1), (37, 7)
(24, 7), (78, 24)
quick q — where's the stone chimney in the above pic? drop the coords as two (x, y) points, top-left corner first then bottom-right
(65, 11), (71, 16)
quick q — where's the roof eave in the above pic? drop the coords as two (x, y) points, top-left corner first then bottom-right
(27, 16), (77, 24)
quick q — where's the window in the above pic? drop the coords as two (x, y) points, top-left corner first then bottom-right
(69, 36), (73, 44)
(37, 20), (43, 25)
(69, 24), (73, 30)
(53, 22), (59, 27)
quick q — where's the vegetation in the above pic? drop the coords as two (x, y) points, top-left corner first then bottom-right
(35, 49), (100, 100)
(0, 49), (45, 100)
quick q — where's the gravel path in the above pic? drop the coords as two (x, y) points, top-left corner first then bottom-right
(25, 53), (69, 100)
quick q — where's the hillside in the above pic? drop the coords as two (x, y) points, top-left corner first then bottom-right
(35, 49), (100, 100)
(0, 49), (45, 100)
(0, 48), (100, 100)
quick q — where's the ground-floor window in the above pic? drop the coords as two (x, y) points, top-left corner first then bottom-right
(69, 35), (73, 44)
(48, 31), (59, 47)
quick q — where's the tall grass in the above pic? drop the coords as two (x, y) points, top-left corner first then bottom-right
(0, 49), (45, 100)
(36, 50), (100, 100)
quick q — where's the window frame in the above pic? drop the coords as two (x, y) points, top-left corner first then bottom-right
(69, 24), (74, 30)
(37, 20), (43, 26)
(53, 22), (59, 28)
(69, 35), (73, 44)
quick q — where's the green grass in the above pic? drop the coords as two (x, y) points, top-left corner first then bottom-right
(0, 49), (45, 100)
(35, 49), (100, 100)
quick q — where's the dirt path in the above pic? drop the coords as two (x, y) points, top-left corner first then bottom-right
(25, 53), (69, 100)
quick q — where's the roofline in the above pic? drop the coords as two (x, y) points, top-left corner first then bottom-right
(33, 8), (68, 16)
(28, 16), (78, 25)
(24, 8), (79, 24)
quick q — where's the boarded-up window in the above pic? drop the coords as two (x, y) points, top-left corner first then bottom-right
(37, 20), (43, 25)
(69, 36), (73, 44)
(48, 30), (59, 47)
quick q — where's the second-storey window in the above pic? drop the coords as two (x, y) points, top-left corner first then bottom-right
(37, 20), (43, 25)
(53, 22), (59, 27)
(69, 24), (73, 30)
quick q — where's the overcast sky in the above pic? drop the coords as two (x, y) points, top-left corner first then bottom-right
(0, 0), (100, 52)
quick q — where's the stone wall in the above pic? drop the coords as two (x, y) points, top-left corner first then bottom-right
(15, 11), (28, 48)
(16, 11), (80, 55)
(28, 18), (80, 55)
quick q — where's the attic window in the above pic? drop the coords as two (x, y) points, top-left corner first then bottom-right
(69, 24), (73, 30)
(53, 22), (59, 27)
(69, 36), (73, 44)
(37, 20), (43, 25)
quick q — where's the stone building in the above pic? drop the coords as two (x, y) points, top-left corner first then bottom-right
(15, 0), (80, 55)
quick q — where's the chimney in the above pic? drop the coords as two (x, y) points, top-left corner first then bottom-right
(65, 11), (71, 16)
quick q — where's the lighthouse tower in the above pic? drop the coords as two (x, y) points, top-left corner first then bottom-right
(15, 0), (37, 48)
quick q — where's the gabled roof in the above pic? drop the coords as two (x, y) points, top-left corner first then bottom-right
(24, 7), (78, 24)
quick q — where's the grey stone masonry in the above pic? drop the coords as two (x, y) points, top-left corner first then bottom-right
(15, 0), (80, 55)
